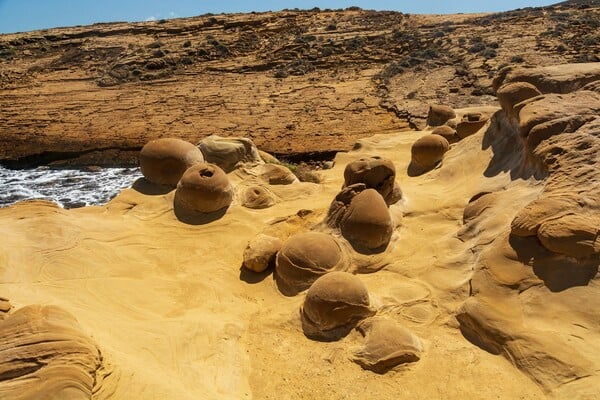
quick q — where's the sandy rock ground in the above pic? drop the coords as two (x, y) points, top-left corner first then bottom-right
(1, 63), (599, 399)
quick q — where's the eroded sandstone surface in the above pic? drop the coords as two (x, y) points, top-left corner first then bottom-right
(1, 3), (599, 166)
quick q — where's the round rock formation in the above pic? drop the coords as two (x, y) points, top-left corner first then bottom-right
(243, 234), (283, 273)
(276, 232), (345, 295)
(427, 104), (456, 126)
(139, 138), (204, 186)
(301, 271), (374, 340)
(410, 134), (450, 169)
(340, 188), (393, 251)
(241, 185), (275, 209)
(343, 157), (399, 204)
(497, 82), (542, 118)
(174, 163), (233, 214)
(431, 125), (459, 144)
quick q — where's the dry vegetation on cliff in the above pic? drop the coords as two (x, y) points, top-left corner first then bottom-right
(0, 2), (599, 166)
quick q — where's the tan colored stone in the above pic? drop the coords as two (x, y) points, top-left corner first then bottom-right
(353, 317), (422, 373)
(427, 104), (456, 126)
(276, 232), (344, 294)
(343, 157), (399, 204)
(243, 234), (283, 273)
(410, 134), (449, 168)
(0, 305), (102, 400)
(301, 271), (373, 340)
(260, 164), (298, 185)
(241, 185), (275, 209)
(139, 138), (204, 185)
(174, 163), (233, 214)
(431, 125), (459, 143)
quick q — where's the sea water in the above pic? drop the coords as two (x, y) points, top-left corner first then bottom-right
(0, 165), (142, 209)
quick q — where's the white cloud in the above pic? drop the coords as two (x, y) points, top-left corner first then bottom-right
(169, 11), (178, 18)
(145, 16), (157, 21)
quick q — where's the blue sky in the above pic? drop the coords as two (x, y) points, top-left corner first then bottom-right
(0, 0), (558, 34)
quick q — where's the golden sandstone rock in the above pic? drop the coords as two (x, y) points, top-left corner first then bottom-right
(276, 232), (345, 295)
(0, 305), (102, 400)
(343, 157), (399, 205)
(301, 272), (374, 340)
(139, 138), (204, 185)
(410, 134), (449, 169)
(174, 162), (233, 214)
(243, 234), (283, 273)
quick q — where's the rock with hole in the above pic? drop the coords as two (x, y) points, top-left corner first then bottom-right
(174, 163), (233, 214)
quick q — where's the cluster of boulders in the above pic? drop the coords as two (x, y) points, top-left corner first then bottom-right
(242, 155), (422, 373)
(409, 104), (489, 174)
(138, 135), (302, 222)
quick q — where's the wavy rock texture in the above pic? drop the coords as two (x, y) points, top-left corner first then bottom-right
(0, 305), (104, 400)
(458, 63), (600, 397)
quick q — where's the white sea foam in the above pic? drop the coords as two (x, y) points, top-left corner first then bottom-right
(0, 166), (142, 209)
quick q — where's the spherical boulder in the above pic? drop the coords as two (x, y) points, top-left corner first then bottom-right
(276, 232), (344, 294)
(301, 271), (374, 340)
(174, 163), (233, 214)
(496, 82), (542, 117)
(427, 104), (456, 126)
(431, 125), (459, 144)
(343, 157), (399, 204)
(410, 134), (450, 169)
(139, 138), (204, 185)
(243, 234), (283, 273)
(340, 189), (393, 251)
(241, 185), (275, 209)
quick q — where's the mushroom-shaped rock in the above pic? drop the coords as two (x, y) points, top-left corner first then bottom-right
(241, 185), (275, 209)
(276, 232), (345, 295)
(427, 104), (456, 126)
(353, 317), (423, 373)
(139, 138), (204, 185)
(431, 125), (459, 144)
(456, 113), (488, 139)
(260, 164), (298, 185)
(174, 163), (233, 214)
(340, 189), (393, 252)
(0, 305), (102, 399)
(198, 135), (262, 172)
(243, 234), (283, 273)
(343, 157), (399, 204)
(410, 134), (449, 169)
(497, 82), (542, 118)
(301, 271), (374, 341)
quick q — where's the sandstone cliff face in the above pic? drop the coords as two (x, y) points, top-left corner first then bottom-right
(1, 3), (599, 166)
